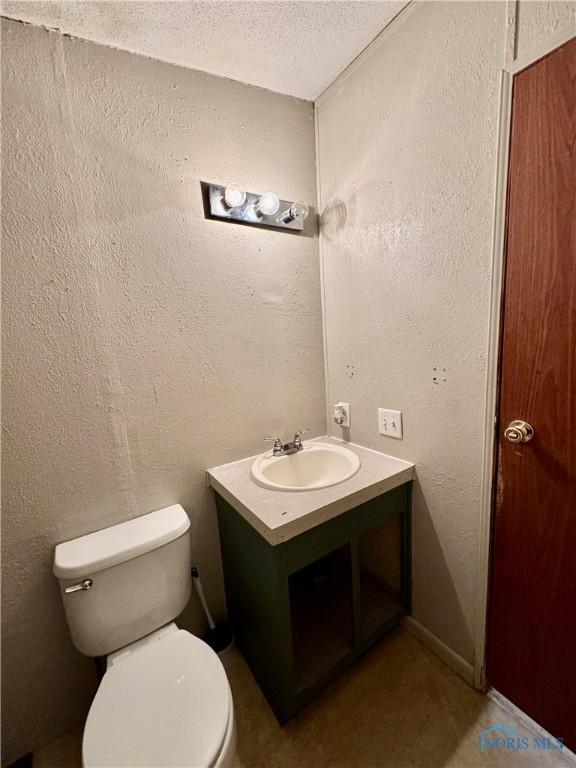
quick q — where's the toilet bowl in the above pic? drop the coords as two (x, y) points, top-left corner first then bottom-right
(53, 505), (236, 768)
(84, 625), (235, 768)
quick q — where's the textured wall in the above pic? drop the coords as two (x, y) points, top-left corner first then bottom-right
(515, 1), (575, 58)
(1, 19), (324, 764)
(316, 0), (575, 669)
(316, 1), (504, 666)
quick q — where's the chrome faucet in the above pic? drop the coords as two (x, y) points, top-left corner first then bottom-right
(264, 429), (309, 457)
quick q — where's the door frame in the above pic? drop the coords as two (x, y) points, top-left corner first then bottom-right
(474, 27), (576, 691)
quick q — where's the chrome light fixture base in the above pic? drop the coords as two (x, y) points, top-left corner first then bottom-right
(202, 182), (310, 232)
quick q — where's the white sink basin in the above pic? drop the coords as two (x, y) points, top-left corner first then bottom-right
(251, 442), (361, 492)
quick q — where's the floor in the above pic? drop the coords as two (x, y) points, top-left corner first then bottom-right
(34, 628), (573, 768)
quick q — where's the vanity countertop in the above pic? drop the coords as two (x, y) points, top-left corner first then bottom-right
(207, 436), (414, 545)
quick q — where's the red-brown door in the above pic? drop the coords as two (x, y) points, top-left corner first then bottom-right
(487, 37), (576, 749)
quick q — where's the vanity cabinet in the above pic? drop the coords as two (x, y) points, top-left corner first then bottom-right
(215, 481), (412, 722)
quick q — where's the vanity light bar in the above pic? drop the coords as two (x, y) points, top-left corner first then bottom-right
(201, 182), (310, 233)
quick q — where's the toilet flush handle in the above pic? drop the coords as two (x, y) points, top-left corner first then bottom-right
(64, 578), (93, 594)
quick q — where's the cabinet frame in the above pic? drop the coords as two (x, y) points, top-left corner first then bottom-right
(216, 481), (412, 722)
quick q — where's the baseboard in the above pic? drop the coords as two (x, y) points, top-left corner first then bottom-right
(402, 616), (475, 686)
(488, 688), (576, 765)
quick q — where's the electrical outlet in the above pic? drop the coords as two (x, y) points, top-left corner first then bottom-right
(378, 408), (403, 439)
(334, 402), (351, 428)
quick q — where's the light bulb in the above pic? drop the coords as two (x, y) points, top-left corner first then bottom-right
(292, 201), (310, 220)
(223, 183), (246, 208)
(256, 192), (280, 216)
(282, 200), (310, 223)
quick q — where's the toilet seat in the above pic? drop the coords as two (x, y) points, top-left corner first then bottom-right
(83, 629), (231, 768)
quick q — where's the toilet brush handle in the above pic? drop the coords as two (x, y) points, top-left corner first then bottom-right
(192, 567), (216, 630)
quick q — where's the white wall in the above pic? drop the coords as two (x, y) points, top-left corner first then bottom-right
(316, 0), (575, 669)
(1, 18), (324, 764)
(515, 1), (575, 58)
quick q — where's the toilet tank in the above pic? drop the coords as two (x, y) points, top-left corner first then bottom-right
(53, 505), (192, 657)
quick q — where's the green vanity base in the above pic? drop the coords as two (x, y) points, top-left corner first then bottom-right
(216, 481), (412, 723)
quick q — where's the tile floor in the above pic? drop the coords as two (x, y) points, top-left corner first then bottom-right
(34, 628), (574, 768)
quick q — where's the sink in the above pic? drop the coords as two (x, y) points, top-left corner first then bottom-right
(251, 442), (361, 492)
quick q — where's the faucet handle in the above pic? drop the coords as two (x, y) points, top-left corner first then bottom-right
(264, 436), (283, 456)
(293, 428), (310, 443)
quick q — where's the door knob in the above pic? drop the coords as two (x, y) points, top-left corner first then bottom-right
(504, 420), (534, 443)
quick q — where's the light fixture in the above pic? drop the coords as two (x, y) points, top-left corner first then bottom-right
(281, 201), (310, 223)
(223, 183), (246, 208)
(203, 182), (310, 232)
(256, 192), (280, 217)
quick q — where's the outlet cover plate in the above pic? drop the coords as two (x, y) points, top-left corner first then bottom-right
(334, 401), (351, 428)
(378, 408), (403, 439)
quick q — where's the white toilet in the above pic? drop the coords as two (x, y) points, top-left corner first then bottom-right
(53, 504), (236, 768)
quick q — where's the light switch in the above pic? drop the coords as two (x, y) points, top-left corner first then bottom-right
(378, 408), (403, 439)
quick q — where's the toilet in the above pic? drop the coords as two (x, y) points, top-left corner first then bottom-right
(53, 504), (236, 768)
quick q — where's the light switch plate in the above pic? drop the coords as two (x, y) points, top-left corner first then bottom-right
(378, 408), (403, 439)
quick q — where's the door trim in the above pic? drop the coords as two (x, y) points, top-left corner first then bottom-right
(474, 27), (576, 691)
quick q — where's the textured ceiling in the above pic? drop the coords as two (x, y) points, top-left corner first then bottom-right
(1, 0), (408, 100)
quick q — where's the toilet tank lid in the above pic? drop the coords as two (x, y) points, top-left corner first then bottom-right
(53, 504), (190, 579)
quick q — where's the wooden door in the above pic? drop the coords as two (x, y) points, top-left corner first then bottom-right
(487, 38), (576, 749)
